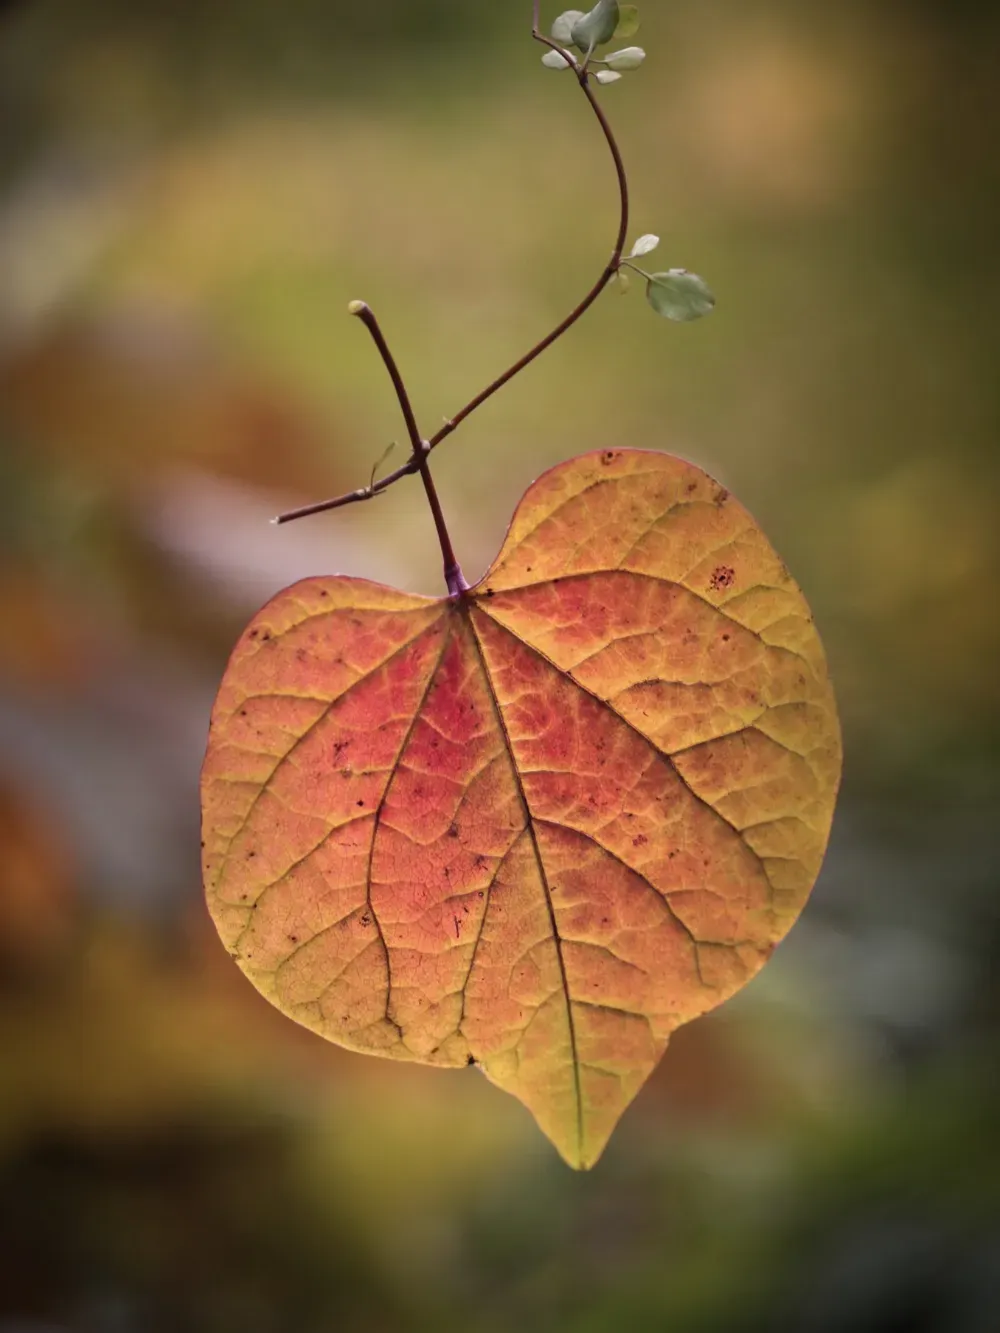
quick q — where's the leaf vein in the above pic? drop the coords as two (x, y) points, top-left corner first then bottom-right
(214, 615), (447, 884)
(365, 618), (456, 1036)
(532, 817), (715, 987)
(475, 606), (775, 892)
(463, 608), (585, 1164)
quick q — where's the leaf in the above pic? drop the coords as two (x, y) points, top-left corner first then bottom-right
(646, 270), (716, 322)
(202, 450), (841, 1168)
(615, 4), (641, 38)
(541, 49), (574, 70)
(594, 70), (623, 85)
(571, 0), (620, 53)
(604, 46), (646, 71)
(551, 10), (586, 44)
(629, 233), (660, 258)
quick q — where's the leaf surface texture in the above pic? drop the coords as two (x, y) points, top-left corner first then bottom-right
(202, 450), (841, 1167)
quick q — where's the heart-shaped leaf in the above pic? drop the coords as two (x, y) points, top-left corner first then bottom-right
(202, 450), (841, 1168)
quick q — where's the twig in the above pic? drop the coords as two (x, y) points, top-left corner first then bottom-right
(272, 478), (402, 525)
(348, 302), (467, 596)
(274, 2), (630, 533)
(425, 13), (630, 451)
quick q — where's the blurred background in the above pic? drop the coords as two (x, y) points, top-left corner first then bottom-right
(0, 0), (998, 1329)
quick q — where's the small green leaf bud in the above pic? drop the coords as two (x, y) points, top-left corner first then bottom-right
(604, 46), (645, 71)
(614, 4), (641, 38)
(552, 10), (586, 44)
(629, 233), (660, 258)
(595, 69), (623, 85)
(645, 271), (716, 322)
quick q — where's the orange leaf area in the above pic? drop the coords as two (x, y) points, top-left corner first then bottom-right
(202, 450), (841, 1167)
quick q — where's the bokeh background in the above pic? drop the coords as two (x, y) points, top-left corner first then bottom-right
(1, 1), (998, 1329)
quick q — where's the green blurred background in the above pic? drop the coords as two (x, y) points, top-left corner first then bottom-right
(1, 1), (998, 1329)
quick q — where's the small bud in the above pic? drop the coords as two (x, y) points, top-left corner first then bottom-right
(615, 4), (641, 38)
(629, 233), (660, 258)
(604, 45), (645, 71)
(595, 70), (623, 85)
(645, 270), (716, 322)
(541, 49), (573, 70)
(616, 269), (631, 295)
(348, 300), (367, 316)
(551, 10), (586, 44)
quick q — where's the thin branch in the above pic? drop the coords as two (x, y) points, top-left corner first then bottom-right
(426, 50), (628, 454)
(272, 481), (405, 525)
(348, 302), (467, 596)
(350, 303), (423, 456)
(274, 2), (630, 526)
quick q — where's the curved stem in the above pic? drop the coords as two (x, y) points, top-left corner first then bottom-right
(275, 2), (630, 527)
(426, 33), (629, 453)
(349, 302), (468, 596)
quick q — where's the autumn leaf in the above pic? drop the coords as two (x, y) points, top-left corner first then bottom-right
(201, 449), (841, 1168)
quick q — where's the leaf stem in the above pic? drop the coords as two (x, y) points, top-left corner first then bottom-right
(348, 301), (468, 596)
(274, 2), (630, 528)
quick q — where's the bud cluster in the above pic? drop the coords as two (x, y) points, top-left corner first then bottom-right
(540, 5), (716, 323)
(542, 2), (644, 84)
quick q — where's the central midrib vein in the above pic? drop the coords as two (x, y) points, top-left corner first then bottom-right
(461, 603), (585, 1164)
